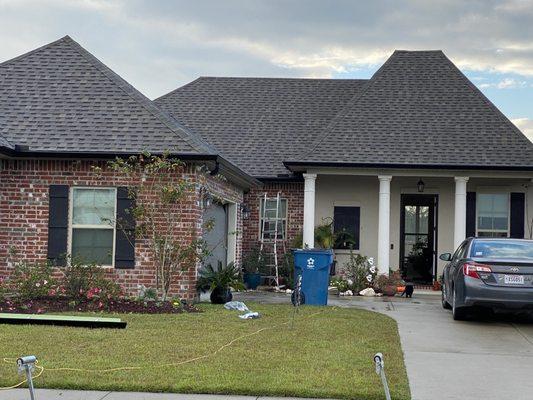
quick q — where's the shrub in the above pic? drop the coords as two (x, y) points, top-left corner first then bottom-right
(11, 262), (57, 300)
(197, 262), (244, 292)
(242, 247), (267, 274)
(374, 271), (405, 292)
(62, 261), (122, 304)
(342, 252), (377, 293)
(278, 250), (294, 289)
(0, 277), (8, 301)
(330, 276), (349, 292)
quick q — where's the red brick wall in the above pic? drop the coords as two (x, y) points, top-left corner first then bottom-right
(242, 182), (304, 257)
(0, 159), (243, 301)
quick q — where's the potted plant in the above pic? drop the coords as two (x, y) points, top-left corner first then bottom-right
(433, 275), (443, 291)
(374, 272), (404, 297)
(314, 219), (335, 249)
(197, 262), (245, 304)
(242, 248), (265, 290)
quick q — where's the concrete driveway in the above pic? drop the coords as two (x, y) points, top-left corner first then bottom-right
(236, 291), (533, 400)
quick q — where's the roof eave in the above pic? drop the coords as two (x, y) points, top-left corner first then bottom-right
(0, 148), (260, 190)
(283, 160), (533, 172)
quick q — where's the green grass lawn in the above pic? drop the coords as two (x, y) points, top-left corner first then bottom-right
(0, 303), (410, 399)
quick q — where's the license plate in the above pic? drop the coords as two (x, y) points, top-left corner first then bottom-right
(504, 275), (524, 285)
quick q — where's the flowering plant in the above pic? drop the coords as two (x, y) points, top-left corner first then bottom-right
(11, 262), (57, 300)
(62, 261), (122, 304)
(341, 253), (378, 293)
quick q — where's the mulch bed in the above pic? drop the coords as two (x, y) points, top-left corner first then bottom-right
(0, 297), (200, 314)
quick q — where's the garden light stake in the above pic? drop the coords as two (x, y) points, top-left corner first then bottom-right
(290, 274), (303, 329)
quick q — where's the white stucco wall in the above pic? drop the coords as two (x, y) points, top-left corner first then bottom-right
(315, 174), (533, 279)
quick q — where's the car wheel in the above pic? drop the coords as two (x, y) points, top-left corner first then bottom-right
(441, 284), (451, 309)
(452, 285), (468, 321)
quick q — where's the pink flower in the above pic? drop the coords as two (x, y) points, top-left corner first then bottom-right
(98, 301), (104, 309)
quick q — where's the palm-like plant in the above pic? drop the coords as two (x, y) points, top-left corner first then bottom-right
(314, 219), (335, 249)
(197, 261), (245, 304)
(197, 262), (244, 293)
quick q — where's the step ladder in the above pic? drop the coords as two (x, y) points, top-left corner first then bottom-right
(259, 192), (285, 289)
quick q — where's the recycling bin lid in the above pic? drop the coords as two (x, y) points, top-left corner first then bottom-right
(291, 248), (334, 255)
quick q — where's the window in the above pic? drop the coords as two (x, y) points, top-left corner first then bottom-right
(259, 198), (287, 240)
(470, 239), (533, 260)
(477, 193), (509, 237)
(333, 206), (360, 250)
(70, 187), (116, 265)
(452, 240), (469, 262)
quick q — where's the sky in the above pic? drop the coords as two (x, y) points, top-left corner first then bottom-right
(0, 0), (532, 142)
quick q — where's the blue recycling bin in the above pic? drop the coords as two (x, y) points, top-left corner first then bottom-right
(292, 249), (334, 305)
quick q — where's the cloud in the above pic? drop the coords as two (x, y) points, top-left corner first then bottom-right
(511, 118), (533, 142)
(479, 78), (528, 89)
(0, 0), (533, 98)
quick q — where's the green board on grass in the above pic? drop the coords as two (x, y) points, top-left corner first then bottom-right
(0, 313), (127, 329)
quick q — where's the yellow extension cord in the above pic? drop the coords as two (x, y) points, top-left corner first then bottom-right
(1, 308), (329, 390)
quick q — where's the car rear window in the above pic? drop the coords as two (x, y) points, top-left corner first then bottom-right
(470, 240), (533, 260)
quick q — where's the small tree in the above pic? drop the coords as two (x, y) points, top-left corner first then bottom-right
(94, 152), (211, 300)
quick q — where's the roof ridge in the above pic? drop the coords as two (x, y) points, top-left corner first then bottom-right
(155, 76), (369, 102)
(295, 51), (399, 160)
(195, 76), (368, 81)
(62, 36), (217, 155)
(393, 49), (444, 53)
(0, 35), (71, 68)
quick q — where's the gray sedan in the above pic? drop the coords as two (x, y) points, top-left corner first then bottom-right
(440, 238), (533, 320)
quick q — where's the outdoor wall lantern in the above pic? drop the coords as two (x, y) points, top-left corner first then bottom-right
(241, 203), (250, 219)
(202, 193), (213, 209)
(417, 179), (425, 193)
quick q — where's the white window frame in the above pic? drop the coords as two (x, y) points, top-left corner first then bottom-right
(258, 197), (288, 240)
(68, 186), (117, 267)
(476, 192), (510, 238)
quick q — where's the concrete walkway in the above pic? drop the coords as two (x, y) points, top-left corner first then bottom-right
(0, 390), (325, 400)
(236, 291), (533, 400)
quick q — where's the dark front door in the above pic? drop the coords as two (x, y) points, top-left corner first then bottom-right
(400, 194), (438, 284)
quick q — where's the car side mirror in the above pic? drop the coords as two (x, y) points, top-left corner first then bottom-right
(439, 253), (452, 262)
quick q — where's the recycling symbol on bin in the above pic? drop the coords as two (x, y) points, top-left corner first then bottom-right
(306, 257), (315, 269)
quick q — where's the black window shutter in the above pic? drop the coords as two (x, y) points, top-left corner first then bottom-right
(47, 185), (69, 266)
(115, 187), (136, 269)
(466, 192), (476, 238)
(333, 206), (360, 250)
(510, 192), (525, 239)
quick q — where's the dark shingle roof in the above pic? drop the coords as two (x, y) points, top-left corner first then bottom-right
(155, 77), (368, 177)
(288, 50), (533, 169)
(0, 133), (12, 149)
(0, 36), (216, 155)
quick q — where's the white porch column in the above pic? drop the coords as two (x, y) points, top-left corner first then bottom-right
(454, 177), (469, 249)
(302, 173), (317, 248)
(377, 175), (392, 274)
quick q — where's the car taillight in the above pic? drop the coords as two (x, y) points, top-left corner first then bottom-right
(463, 262), (492, 279)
